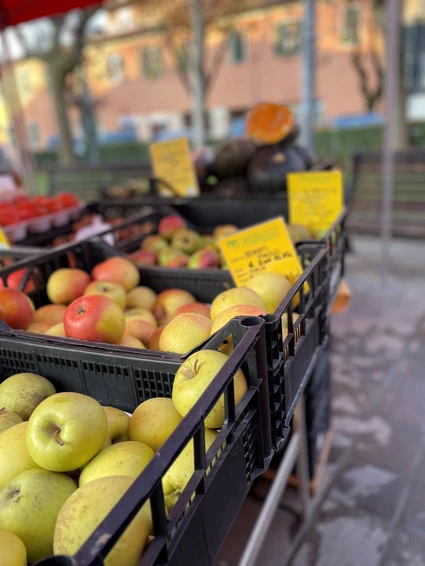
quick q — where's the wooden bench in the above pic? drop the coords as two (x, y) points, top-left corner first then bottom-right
(347, 150), (425, 238)
(46, 161), (153, 201)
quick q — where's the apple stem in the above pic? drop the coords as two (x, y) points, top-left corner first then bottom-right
(54, 428), (65, 446)
(0, 407), (5, 415)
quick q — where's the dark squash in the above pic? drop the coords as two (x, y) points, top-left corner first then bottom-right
(247, 144), (306, 193)
(213, 138), (257, 179)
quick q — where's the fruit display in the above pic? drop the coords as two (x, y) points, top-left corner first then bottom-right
(0, 338), (248, 564)
(0, 192), (84, 243)
(0, 248), (302, 362)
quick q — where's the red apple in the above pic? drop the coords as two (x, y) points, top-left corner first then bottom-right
(64, 295), (125, 344)
(152, 289), (196, 325)
(148, 325), (166, 350)
(128, 251), (157, 267)
(0, 268), (35, 292)
(33, 304), (67, 326)
(175, 302), (211, 319)
(91, 257), (140, 292)
(0, 288), (34, 329)
(158, 215), (186, 240)
(188, 248), (220, 269)
(124, 317), (156, 346)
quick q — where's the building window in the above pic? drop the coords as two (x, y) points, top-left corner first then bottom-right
(27, 120), (39, 148)
(341, 4), (361, 45)
(229, 31), (245, 64)
(107, 53), (125, 84)
(275, 22), (302, 56)
(141, 46), (163, 79)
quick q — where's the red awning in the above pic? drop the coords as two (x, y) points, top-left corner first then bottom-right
(0, 0), (103, 27)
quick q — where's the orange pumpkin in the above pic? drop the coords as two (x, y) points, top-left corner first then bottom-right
(246, 103), (295, 145)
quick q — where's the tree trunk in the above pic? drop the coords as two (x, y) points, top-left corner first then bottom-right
(393, 38), (409, 149)
(188, 0), (206, 149)
(48, 64), (75, 165)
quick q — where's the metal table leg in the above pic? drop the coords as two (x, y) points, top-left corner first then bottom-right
(238, 399), (310, 566)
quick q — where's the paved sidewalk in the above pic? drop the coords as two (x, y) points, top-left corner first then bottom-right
(216, 236), (425, 566)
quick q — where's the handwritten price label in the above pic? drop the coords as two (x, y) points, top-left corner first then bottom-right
(287, 171), (343, 234)
(150, 137), (199, 197)
(219, 217), (304, 287)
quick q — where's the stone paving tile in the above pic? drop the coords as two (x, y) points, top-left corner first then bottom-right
(292, 511), (392, 566)
(382, 525), (425, 566)
(323, 460), (404, 522)
(352, 418), (425, 478)
(401, 480), (425, 531)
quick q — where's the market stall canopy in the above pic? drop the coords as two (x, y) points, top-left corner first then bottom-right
(0, 0), (103, 27)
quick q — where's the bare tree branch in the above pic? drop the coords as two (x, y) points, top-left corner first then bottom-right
(205, 36), (229, 92)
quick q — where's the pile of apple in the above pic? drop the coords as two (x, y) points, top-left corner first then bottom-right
(128, 214), (238, 269)
(0, 342), (247, 564)
(0, 251), (299, 355)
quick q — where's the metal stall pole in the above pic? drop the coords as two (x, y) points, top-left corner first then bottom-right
(380, 0), (400, 285)
(238, 398), (311, 566)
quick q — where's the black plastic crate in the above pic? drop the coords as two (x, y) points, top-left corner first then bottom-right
(94, 196), (346, 304)
(0, 237), (329, 452)
(20, 317), (267, 566)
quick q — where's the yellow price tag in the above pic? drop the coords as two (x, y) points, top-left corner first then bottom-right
(287, 171), (343, 235)
(219, 217), (304, 287)
(0, 227), (10, 250)
(150, 137), (200, 197)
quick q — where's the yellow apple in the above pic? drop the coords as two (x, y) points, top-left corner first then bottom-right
(0, 530), (27, 566)
(0, 408), (22, 435)
(0, 372), (56, 420)
(79, 441), (154, 486)
(245, 272), (293, 314)
(26, 392), (108, 472)
(159, 313), (212, 354)
(172, 350), (247, 429)
(124, 308), (157, 327)
(0, 423), (41, 489)
(54, 475), (152, 566)
(163, 429), (217, 508)
(0, 468), (77, 563)
(129, 398), (183, 452)
(118, 334), (146, 349)
(210, 304), (267, 355)
(84, 280), (127, 309)
(44, 322), (66, 336)
(126, 286), (157, 311)
(210, 287), (266, 321)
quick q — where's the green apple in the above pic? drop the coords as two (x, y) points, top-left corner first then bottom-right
(159, 313), (212, 354)
(79, 441), (154, 486)
(129, 398), (183, 452)
(0, 530), (27, 566)
(54, 476), (152, 566)
(0, 468), (77, 563)
(0, 408), (22, 435)
(163, 429), (218, 508)
(172, 350), (248, 429)
(26, 392), (108, 472)
(100, 406), (131, 450)
(0, 373), (56, 420)
(245, 272), (293, 314)
(171, 228), (202, 254)
(0, 422), (40, 489)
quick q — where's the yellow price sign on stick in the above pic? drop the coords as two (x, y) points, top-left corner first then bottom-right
(0, 227), (10, 250)
(287, 171), (343, 235)
(150, 137), (200, 197)
(219, 217), (304, 287)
